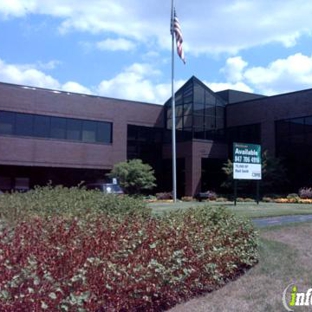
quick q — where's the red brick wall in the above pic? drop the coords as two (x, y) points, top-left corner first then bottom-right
(226, 89), (312, 154)
(0, 83), (164, 169)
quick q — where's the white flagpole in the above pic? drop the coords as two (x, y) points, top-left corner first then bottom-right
(171, 0), (177, 202)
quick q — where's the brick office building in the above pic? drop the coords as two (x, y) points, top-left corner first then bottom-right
(1, 76), (312, 196)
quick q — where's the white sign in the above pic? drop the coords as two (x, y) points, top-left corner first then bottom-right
(233, 163), (261, 180)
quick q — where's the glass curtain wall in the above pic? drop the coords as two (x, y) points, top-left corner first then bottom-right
(276, 116), (312, 189)
(165, 77), (226, 142)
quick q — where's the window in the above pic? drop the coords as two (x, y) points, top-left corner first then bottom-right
(82, 120), (97, 143)
(50, 117), (66, 139)
(164, 77), (226, 142)
(34, 115), (50, 138)
(15, 113), (33, 136)
(0, 110), (112, 144)
(67, 119), (82, 141)
(0, 111), (15, 135)
(97, 122), (112, 143)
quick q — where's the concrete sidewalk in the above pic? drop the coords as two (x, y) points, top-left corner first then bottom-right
(252, 214), (312, 227)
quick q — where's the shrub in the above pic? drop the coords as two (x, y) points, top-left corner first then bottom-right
(215, 197), (228, 202)
(107, 159), (156, 195)
(0, 206), (258, 311)
(286, 193), (300, 203)
(0, 185), (151, 223)
(243, 197), (255, 202)
(236, 197), (245, 202)
(262, 196), (274, 203)
(299, 187), (312, 199)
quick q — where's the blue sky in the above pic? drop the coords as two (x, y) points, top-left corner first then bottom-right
(1, 0), (312, 104)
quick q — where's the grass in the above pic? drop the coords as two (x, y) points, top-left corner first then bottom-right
(150, 201), (312, 311)
(149, 201), (312, 219)
(168, 221), (312, 311)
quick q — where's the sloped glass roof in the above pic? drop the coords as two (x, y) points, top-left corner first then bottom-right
(165, 76), (226, 141)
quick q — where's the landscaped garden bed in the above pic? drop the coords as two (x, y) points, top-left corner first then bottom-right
(0, 186), (258, 311)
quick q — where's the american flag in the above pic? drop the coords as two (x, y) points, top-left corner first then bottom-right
(171, 9), (185, 64)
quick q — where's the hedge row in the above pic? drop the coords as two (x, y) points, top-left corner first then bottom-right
(0, 185), (150, 223)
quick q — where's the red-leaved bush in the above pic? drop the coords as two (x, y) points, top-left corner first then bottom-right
(0, 207), (258, 311)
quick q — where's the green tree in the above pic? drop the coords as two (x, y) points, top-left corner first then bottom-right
(107, 159), (156, 195)
(221, 150), (288, 193)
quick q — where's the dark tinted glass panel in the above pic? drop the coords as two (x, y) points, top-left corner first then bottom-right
(194, 103), (204, 114)
(193, 115), (204, 128)
(194, 85), (205, 104)
(167, 118), (172, 129)
(127, 125), (137, 140)
(184, 103), (192, 115)
(305, 117), (312, 126)
(34, 115), (50, 138)
(184, 94), (193, 103)
(176, 105), (183, 117)
(183, 115), (192, 127)
(67, 119), (82, 141)
(175, 94), (183, 106)
(205, 91), (215, 105)
(183, 83), (193, 97)
(167, 107), (172, 119)
(216, 98), (225, 107)
(82, 120), (97, 142)
(15, 113), (33, 136)
(51, 117), (66, 139)
(216, 106), (224, 118)
(305, 117), (312, 134)
(0, 110), (111, 144)
(205, 115), (216, 129)
(206, 105), (215, 116)
(0, 111), (15, 135)
(216, 117), (224, 129)
(176, 116), (183, 129)
(97, 122), (112, 143)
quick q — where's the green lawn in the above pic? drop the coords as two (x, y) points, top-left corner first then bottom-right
(149, 201), (312, 219)
(150, 201), (312, 310)
(169, 221), (312, 312)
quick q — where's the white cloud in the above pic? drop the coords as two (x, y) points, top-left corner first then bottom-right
(61, 81), (92, 94)
(97, 63), (170, 104)
(0, 58), (93, 95)
(0, 58), (180, 104)
(2, 1), (312, 56)
(0, 0), (37, 18)
(0, 59), (60, 89)
(96, 38), (136, 51)
(208, 81), (254, 94)
(212, 53), (312, 96)
(244, 53), (312, 94)
(220, 57), (248, 83)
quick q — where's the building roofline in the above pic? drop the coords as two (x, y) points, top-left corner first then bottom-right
(0, 81), (163, 107)
(225, 87), (312, 106)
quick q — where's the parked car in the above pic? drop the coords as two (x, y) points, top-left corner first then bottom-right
(85, 183), (124, 195)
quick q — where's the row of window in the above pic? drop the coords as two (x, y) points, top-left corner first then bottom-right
(0, 111), (112, 144)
